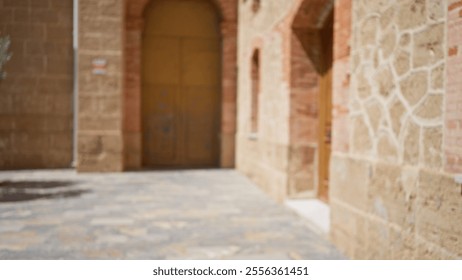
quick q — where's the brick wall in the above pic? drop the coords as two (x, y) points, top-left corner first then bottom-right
(287, 5), (334, 197)
(0, 0), (74, 169)
(287, 30), (319, 197)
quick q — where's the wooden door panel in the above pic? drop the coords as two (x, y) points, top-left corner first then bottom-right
(318, 68), (332, 201)
(142, 35), (181, 166)
(183, 86), (219, 115)
(142, 0), (220, 168)
(142, 85), (180, 166)
(317, 17), (333, 202)
(183, 86), (219, 165)
(182, 38), (220, 86)
(143, 0), (219, 38)
(142, 37), (180, 85)
(185, 123), (217, 164)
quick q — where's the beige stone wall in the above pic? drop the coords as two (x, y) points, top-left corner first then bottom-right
(77, 0), (124, 172)
(330, 0), (462, 259)
(445, 0), (462, 172)
(236, 0), (296, 201)
(0, 0), (74, 169)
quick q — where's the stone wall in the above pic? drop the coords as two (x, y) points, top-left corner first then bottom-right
(330, 0), (462, 259)
(236, 0), (333, 201)
(0, 0), (74, 169)
(236, 0), (295, 201)
(77, 0), (124, 172)
(445, 0), (462, 172)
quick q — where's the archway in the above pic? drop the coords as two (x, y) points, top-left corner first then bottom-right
(123, 0), (237, 170)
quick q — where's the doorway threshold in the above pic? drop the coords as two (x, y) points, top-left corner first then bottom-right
(285, 199), (330, 235)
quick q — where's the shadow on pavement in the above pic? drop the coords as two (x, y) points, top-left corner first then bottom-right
(0, 180), (89, 203)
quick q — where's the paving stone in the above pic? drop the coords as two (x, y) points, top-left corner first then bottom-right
(90, 218), (135, 226)
(0, 169), (344, 259)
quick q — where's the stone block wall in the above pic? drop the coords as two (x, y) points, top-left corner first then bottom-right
(330, 0), (462, 259)
(0, 0), (74, 169)
(237, 0), (295, 201)
(77, 0), (124, 172)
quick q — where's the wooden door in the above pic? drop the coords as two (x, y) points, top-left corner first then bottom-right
(142, 0), (220, 168)
(317, 15), (333, 202)
(318, 68), (332, 202)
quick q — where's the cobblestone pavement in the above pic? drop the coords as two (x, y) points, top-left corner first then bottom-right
(0, 169), (344, 259)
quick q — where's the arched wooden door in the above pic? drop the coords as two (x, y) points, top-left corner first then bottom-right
(142, 0), (221, 168)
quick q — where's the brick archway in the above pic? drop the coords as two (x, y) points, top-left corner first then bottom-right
(124, 0), (237, 169)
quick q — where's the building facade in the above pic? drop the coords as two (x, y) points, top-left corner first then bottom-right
(0, 0), (461, 259)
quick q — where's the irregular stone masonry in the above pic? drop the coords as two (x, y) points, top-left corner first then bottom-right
(329, 0), (462, 259)
(348, 0), (445, 169)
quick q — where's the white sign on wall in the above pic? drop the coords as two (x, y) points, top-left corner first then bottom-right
(92, 58), (107, 75)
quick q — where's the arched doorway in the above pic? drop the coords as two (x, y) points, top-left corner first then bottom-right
(142, 0), (221, 168)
